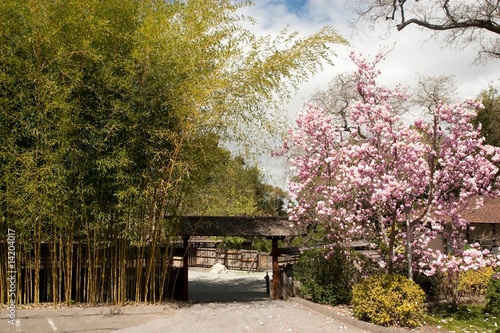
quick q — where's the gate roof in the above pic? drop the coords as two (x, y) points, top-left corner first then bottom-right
(171, 216), (303, 238)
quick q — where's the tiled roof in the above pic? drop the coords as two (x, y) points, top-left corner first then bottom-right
(171, 216), (305, 237)
(463, 197), (500, 224)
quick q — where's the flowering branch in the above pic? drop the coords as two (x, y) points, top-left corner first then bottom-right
(278, 52), (500, 276)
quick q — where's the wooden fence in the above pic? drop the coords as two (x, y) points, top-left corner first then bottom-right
(183, 247), (297, 272)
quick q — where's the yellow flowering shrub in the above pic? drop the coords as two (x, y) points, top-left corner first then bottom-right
(352, 274), (426, 328)
(458, 266), (494, 303)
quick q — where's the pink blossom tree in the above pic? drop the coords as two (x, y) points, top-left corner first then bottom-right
(278, 53), (500, 277)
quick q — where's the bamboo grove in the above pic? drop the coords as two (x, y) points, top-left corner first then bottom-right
(0, 0), (346, 305)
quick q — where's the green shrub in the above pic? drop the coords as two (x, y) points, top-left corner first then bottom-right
(414, 273), (440, 301)
(294, 247), (374, 305)
(352, 274), (426, 328)
(484, 271), (500, 315)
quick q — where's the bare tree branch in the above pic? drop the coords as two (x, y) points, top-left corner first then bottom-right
(354, 0), (500, 62)
(397, 17), (500, 34)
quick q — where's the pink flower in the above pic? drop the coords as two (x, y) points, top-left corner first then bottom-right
(277, 52), (500, 275)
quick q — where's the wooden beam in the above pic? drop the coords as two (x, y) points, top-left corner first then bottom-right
(181, 236), (190, 301)
(172, 216), (303, 238)
(271, 237), (280, 300)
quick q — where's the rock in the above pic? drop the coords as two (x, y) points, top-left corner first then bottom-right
(210, 263), (228, 274)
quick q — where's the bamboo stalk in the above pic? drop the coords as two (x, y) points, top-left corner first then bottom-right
(86, 231), (94, 305)
(34, 222), (40, 304)
(158, 239), (170, 301)
(143, 200), (157, 303)
(24, 244), (31, 304)
(75, 239), (81, 303)
(118, 237), (123, 304)
(112, 234), (117, 303)
(50, 235), (56, 305)
(58, 231), (63, 304)
(135, 223), (146, 304)
(99, 246), (105, 303)
(0, 241), (5, 304)
(66, 224), (74, 305)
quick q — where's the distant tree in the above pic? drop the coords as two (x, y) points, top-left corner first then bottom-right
(256, 184), (290, 216)
(309, 73), (358, 131)
(412, 74), (457, 112)
(308, 70), (408, 138)
(353, 0), (500, 62)
(181, 145), (289, 216)
(474, 86), (500, 147)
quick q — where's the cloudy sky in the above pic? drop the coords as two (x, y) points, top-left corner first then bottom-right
(237, 0), (500, 188)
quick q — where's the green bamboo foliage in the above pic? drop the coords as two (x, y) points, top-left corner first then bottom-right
(0, 0), (346, 305)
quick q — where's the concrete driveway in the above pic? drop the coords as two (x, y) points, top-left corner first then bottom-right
(0, 268), (381, 333)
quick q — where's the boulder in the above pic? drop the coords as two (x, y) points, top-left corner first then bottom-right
(210, 263), (228, 274)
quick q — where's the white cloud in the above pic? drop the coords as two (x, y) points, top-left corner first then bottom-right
(239, 0), (500, 188)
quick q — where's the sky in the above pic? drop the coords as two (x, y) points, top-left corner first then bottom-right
(237, 0), (500, 189)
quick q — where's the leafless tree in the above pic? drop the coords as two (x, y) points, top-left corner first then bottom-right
(413, 74), (457, 112)
(353, 0), (500, 62)
(309, 71), (409, 133)
(309, 73), (358, 131)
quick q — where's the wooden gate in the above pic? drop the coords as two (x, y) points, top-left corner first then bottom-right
(187, 247), (296, 272)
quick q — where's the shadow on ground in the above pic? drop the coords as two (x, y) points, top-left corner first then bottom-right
(188, 269), (270, 303)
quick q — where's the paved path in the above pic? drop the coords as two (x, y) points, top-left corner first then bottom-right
(0, 300), (373, 333)
(115, 300), (372, 333)
(0, 268), (378, 333)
